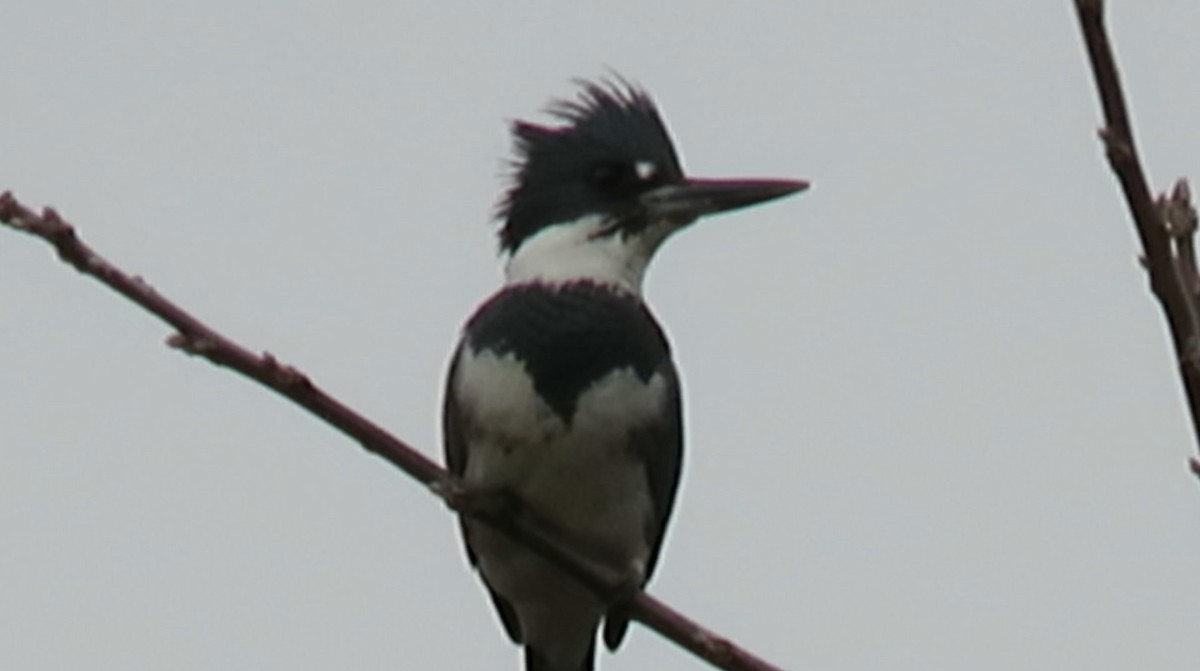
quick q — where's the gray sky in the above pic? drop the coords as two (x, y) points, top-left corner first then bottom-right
(3, 2), (1200, 670)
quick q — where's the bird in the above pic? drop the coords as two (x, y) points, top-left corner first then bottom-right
(442, 76), (807, 671)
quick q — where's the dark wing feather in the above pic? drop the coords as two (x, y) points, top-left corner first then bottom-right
(603, 360), (684, 650)
(442, 345), (470, 480)
(443, 345), (525, 644)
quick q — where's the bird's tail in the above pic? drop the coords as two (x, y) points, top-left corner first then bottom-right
(525, 639), (596, 671)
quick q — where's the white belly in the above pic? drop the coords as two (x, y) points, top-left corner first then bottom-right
(450, 345), (672, 667)
(453, 346), (666, 567)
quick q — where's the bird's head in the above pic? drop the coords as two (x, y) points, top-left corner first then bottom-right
(498, 77), (807, 294)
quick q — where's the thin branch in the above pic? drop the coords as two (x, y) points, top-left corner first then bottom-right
(1073, 0), (1200, 474)
(0, 191), (788, 671)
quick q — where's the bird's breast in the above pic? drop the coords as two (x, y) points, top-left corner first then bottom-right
(447, 281), (677, 565)
(453, 345), (669, 552)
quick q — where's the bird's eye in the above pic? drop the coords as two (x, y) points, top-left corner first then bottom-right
(634, 160), (658, 181)
(589, 160), (659, 191)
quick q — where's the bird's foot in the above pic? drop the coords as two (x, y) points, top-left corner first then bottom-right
(433, 478), (521, 519)
(609, 560), (646, 604)
(601, 560), (647, 650)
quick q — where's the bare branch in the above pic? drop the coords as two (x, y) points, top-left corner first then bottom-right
(1073, 0), (1200, 474)
(0, 190), (789, 671)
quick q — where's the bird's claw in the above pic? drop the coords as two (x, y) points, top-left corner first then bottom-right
(434, 478), (521, 518)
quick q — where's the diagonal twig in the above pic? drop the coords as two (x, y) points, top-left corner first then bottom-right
(0, 191), (788, 671)
(1073, 0), (1200, 477)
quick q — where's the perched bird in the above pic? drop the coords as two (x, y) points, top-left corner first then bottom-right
(443, 77), (807, 671)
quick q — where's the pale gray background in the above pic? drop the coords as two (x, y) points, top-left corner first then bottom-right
(3, 2), (1199, 670)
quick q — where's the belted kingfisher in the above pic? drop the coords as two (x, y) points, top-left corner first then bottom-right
(443, 77), (807, 671)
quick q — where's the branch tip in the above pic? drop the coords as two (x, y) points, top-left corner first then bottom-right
(1075, 0), (1200, 478)
(1159, 179), (1197, 239)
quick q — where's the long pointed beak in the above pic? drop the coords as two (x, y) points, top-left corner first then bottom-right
(640, 177), (809, 222)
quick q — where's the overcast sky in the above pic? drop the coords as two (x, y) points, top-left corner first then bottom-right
(4, 2), (1200, 670)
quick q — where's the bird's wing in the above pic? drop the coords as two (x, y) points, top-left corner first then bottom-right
(443, 345), (525, 644)
(603, 359), (684, 650)
(442, 345), (470, 484)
